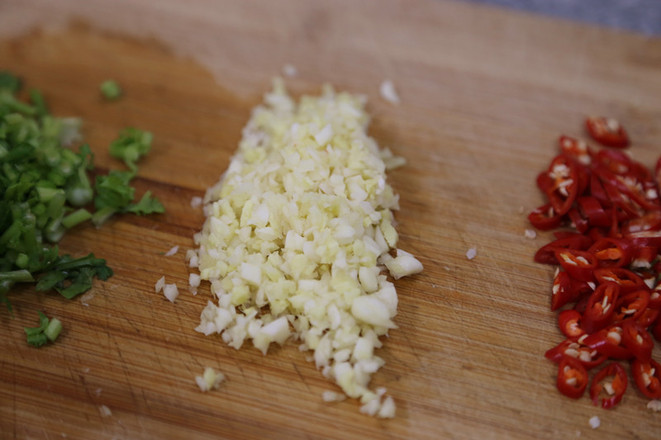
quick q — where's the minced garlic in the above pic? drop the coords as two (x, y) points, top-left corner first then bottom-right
(192, 79), (422, 417)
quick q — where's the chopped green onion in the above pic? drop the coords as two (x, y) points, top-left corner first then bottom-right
(100, 80), (122, 100)
(44, 317), (62, 342)
(62, 208), (92, 229)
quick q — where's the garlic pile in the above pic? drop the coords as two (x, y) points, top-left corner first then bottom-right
(192, 79), (422, 417)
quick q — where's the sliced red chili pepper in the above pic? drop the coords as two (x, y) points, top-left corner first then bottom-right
(631, 358), (661, 399)
(622, 210), (661, 236)
(554, 249), (597, 282)
(577, 196), (610, 228)
(545, 339), (607, 370)
(587, 237), (632, 268)
(582, 282), (620, 334)
(630, 245), (658, 270)
(596, 170), (644, 220)
(557, 356), (589, 399)
(593, 267), (647, 293)
(544, 339), (607, 370)
(550, 270), (578, 311)
(586, 117), (629, 148)
(570, 280), (595, 313)
(559, 135), (592, 165)
(621, 319), (654, 361)
(612, 289), (650, 323)
(594, 149), (634, 176)
(558, 309), (585, 340)
(589, 172), (611, 207)
(583, 324), (633, 360)
(637, 307), (660, 328)
(590, 362), (628, 409)
(612, 173), (661, 212)
(567, 207), (589, 234)
(534, 234), (592, 265)
(544, 154), (580, 216)
(528, 203), (564, 231)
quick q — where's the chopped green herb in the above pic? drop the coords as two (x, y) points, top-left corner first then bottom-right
(100, 79), (122, 100)
(126, 190), (165, 215)
(24, 311), (62, 347)
(0, 72), (164, 327)
(35, 253), (113, 299)
(109, 127), (153, 173)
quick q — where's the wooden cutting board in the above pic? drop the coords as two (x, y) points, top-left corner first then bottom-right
(2, 1), (661, 439)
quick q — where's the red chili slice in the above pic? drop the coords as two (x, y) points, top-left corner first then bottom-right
(638, 307), (660, 328)
(568, 207), (589, 234)
(587, 237), (632, 268)
(559, 135), (592, 165)
(630, 245), (659, 269)
(593, 267), (647, 293)
(590, 362), (628, 409)
(544, 154), (580, 216)
(586, 116), (630, 148)
(545, 339), (607, 370)
(577, 196), (610, 227)
(554, 249), (597, 282)
(582, 282), (620, 334)
(550, 271), (579, 311)
(558, 309), (585, 340)
(534, 234), (593, 265)
(631, 358), (661, 399)
(621, 319), (654, 361)
(528, 203), (563, 231)
(583, 325), (633, 360)
(589, 172), (611, 207)
(623, 210), (661, 235)
(557, 356), (589, 399)
(612, 289), (650, 323)
(594, 148), (633, 174)
(612, 173), (661, 212)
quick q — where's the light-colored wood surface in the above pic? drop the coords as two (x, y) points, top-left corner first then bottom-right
(1, 1), (661, 439)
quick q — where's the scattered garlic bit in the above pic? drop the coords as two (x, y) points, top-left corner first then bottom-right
(189, 273), (201, 295)
(193, 79), (422, 417)
(191, 196), (203, 208)
(155, 276), (166, 293)
(524, 229), (537, 239)
(98, 405), (112, 418)
(163, 283), (179, 303)
(385, 249), (423, 280)
(186, 249), (199, 268)
(322, 390), (347, 402)
(195, 367), (225, 392)
(380, 80), (400, 104)
(466, 247), (477, 260)
(164, 245), (179, 257)
(588, 415), (600, 429)
(282, 63), (298, 77)
(648, 400), (661, 412)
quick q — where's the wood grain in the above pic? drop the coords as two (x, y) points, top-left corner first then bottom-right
(1, 1), (661, 439)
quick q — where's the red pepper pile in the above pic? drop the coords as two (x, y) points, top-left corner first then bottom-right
(529, 116), (661, 409)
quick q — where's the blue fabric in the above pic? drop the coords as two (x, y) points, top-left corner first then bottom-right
(464, 0), (661, 35)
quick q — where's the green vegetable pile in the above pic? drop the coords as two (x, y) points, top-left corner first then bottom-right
(0, 72), (164, 346)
